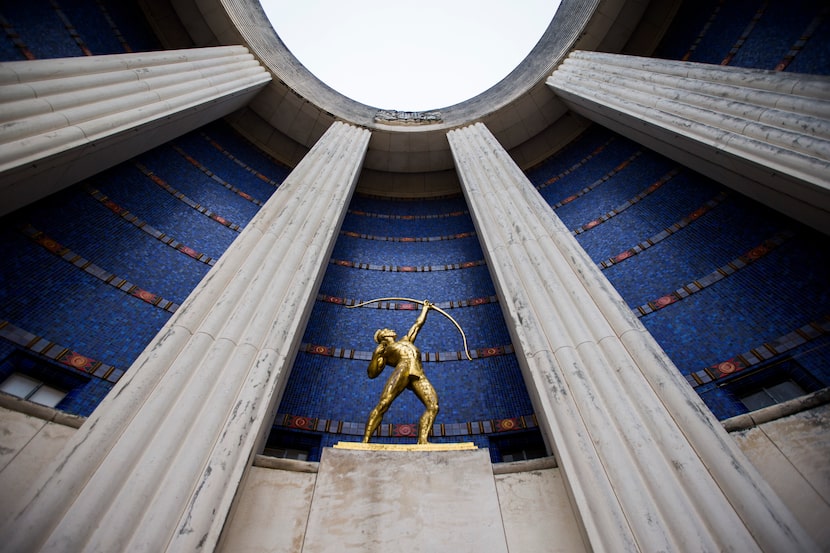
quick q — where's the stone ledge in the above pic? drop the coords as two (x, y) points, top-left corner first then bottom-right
(492, 455), (558, 474)
(253, 454), (319, 473)
(0, 392), (85, 428)
(722, 387), (830, 432)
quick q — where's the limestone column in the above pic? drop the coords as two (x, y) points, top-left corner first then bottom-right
(0, 46), (271, 216)
(2, 121), (370, 553)
(547, 51), (830, 234)
(447, 122), (817, 553)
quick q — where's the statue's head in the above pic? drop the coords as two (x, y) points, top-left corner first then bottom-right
(374, 328), (397, 343)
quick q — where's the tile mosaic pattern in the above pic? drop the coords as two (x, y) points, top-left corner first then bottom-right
(171, 144), (266, 206)
(317, 294), (500, 309)
(94, 0), (133, 53)
(304, 301), (512, 353)
(552, 151), (642, 210)
(774, 8), (829, 71)
(538, 140), (647, 214)
(200, 131), (285, 188)
(534, 137), (617, 193)
(575, 170), (723, 263)
(0, 343), (112, 416)
(571, 169), (679, 235)
(597, 192), (785, 307)
(274, 412), (538, 439)
(279, 192), (537, 446)
(0, 0), (160, 61)
(330, 257), (486, 273)
(0, 320), (123, 383)
(634, 230), (795, 317)
(528, 123), (830, 420)
(19, 224), (179, 313)
(340, 230), (476, 242)
(343, 210), (474, 237)
(139, 146), (262, 225)
(134, 162), (244, 232)
(0, 120), (290, 415)
(299, 341), (514, 363)
(727, 0), (816, 70)
(720, 1), (767, 65)
(0, 12), (35, 59)
(85, 184), (217, 266)
(598, 191), (730, 269)
(280, 352), (534, 428)
(349, 208), (470, 219)
(655, 0), (829, 75)
(320, 263), (496, 301)
(93, 165), (238, 260)
(679, 0), (722, 62)
(781, 7), (830, 74)
(686, 317), (830, 387)
(333, 231), (484, 267)
(50, 0), (93, 56)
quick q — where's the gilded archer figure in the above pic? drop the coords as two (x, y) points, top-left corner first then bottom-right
(362, 300), (439, 444)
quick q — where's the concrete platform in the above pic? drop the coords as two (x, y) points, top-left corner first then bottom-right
(302, 447), (508, 553)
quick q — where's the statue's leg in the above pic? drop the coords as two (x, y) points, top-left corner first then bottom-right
(410, 378), (439, 444)
(362, 367), (408, 442)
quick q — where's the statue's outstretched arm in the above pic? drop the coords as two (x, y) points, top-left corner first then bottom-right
(404, 300), (431, 342)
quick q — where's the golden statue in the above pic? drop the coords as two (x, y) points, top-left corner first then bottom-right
(349, 297), (471, 444)
(363, 300), (436, 444)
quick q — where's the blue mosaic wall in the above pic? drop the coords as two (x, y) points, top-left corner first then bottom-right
(1, 0), (828, 454)
(526, 121), (830, 420)
(0, 120), (290, 416)
(525, 0), (830, 420)
(654, 0), (829, 74)
(650, 0), (830, 417)
(0, 0), (161, 61)
(277, 194), (541, 461)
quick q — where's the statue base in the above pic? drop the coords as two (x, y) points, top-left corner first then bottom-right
(333, 441), (477, 451)
(302, 446), (506, 553)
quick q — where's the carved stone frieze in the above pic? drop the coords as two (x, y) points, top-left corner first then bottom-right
(374, 109), (443, 125)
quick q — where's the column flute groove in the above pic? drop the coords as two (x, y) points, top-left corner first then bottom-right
(447, 122), (817, 553)
(547, 50), (830, 234)
(1, 121), (371, 553)
(0, 46), (272, 217)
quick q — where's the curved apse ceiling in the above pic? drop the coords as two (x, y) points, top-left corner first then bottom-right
(260, 0), (562, 111)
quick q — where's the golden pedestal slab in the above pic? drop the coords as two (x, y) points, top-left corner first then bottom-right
(333, 441), (477, 451)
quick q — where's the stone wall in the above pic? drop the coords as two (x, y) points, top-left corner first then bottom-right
(2, 391), (827, 551)
(724, 389), (830, 550)
(0, 396), (81, 525)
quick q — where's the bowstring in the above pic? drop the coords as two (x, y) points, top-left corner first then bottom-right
(346, 297), (472, 360)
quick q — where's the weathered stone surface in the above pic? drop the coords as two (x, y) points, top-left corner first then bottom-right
(303, 448), (508, 553)
(548, 51), (830, 235)
(496, 465), (588, 553)
(731, 404), (830, 548)
(218, 466), (316, 553)
(448, 121), (818, 553)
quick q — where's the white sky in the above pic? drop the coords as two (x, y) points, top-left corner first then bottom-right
(260, 0), (561, 111)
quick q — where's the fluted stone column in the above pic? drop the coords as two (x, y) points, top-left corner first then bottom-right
(0, 46), (271, 216)
(447, 122), (817, 553)
(2, 121), (370, 553)
(547, 51), (830, 234)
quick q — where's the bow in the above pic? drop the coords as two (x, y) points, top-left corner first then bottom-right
(347, 297), (472, 360)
